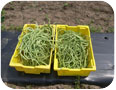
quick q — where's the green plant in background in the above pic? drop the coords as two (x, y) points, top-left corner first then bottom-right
(33, 2), (37, 8)
(94, 8), (100, 12)
(8, 1), (15, 10)
(76, 19), (80, 24)
(10, 5), (14, 10)
(26, 85), (32, 89)
(90, 20), (94, 24)
(1, 24), (23, 31)
(39, 8), (43, 11)
(75, 76), (80, 89)
(9, 25), (15, 30)
(30, 19), (36, 23)
(104, 22), (109, 26)
(90, 26), (102, 33)
(8, 25), (22, 31)
(63, 3), (69, 9)
(9, 1), (13, 5)
(45, 14), (51, 23)
(106, 27), (114, 33)
(64, 3), (69, 7)
(1, 10), (5, 23)
(1, 25), (6, 30)
(15, 26), (23, 31)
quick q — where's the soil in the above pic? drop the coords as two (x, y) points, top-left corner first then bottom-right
(2, 1), (114, 32)
(5, 82), (101, 89)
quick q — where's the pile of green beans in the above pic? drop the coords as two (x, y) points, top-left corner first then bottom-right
(56, 30), (89, 69)
(17, 24), (53, 66)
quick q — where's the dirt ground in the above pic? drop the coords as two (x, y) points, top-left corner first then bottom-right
(1, 1), (114, 32)
(5, 82), (101, 89)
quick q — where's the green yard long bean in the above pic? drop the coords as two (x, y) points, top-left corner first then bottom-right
(56, 30), (89, 69)
(17, 24), (53, 66)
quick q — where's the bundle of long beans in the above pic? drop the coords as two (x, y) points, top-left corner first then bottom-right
(56, 30), (89, 69)
(17, 24), (53, 66)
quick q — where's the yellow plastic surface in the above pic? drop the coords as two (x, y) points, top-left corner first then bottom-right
(54, 25), (96, 76)
(9, 24), (55, 74)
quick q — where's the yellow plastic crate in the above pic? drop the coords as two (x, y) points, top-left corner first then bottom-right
(9, 24), (55, 74)
(54, 25), (96, 76)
